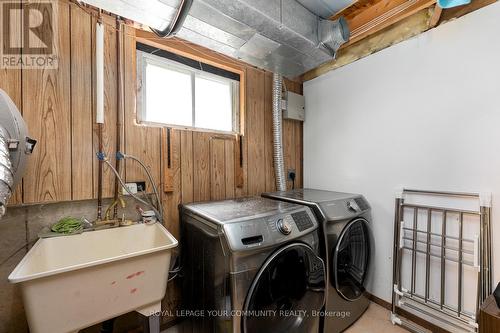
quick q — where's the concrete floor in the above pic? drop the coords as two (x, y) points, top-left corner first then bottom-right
(162, 302), (409, 333)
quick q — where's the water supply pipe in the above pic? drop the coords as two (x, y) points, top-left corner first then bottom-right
(272, 73), (286, 192)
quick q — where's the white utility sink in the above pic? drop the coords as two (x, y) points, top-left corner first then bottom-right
(9, 223), (178, 333)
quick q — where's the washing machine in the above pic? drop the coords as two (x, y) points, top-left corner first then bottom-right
(181, 197), (326, 333)
(263, 189), (373, 333)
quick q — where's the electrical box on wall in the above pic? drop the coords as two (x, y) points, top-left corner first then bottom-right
(282, 91), (305, 121)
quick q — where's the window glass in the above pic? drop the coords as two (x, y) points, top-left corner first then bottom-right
(138, 50), (239, 133)
(195, 75), (233, 132)
(145, 62), (192, 126)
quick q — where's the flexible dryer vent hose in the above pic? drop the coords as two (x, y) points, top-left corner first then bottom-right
(272, 73), (286, 192)
(0, 89), (36, 218)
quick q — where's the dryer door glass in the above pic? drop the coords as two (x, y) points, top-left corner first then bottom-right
(242, 244), (325, 333)
(333, 218), (371, 301)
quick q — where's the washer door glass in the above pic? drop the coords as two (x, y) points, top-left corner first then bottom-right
(333, 218), (371, 301)
(243, 244), (325, 333)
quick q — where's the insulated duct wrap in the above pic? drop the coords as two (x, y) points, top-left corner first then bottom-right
(272, 73), (286, 192)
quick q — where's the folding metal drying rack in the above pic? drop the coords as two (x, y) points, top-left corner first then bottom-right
(391, 189), (492, 333)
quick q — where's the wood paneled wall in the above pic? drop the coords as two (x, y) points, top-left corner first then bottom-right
(1, 0), (303, 324)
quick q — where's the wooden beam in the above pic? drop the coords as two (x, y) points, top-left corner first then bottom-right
(301, 8), (433, 81)
(330, 0), (386, 21)
(333, 0), (437, 47)
(429, 5), (443, 27)
(302, 0), (498, 81)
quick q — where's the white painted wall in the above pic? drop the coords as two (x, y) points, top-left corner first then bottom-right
(304, 2), (500, 302)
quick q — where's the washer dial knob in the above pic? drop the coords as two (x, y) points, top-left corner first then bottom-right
(276, 218), (292, 235)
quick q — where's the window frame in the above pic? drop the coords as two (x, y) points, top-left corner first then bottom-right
(136, 44), (244, 135)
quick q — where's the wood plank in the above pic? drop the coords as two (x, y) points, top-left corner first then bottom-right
(193, 132), (211, 202)
(345, 0), (408, 30)
(306, 0), (497, 81)
(285, 79), (303, 95)
(331, 0), (386, 21)
(264, 72), (275, 192)
(301, 8), (432, 81)
(283, 120), (295, 190)
(285, 80), (303, 188)
(234, 135), (244, 189)
(210, 138), (225, 201)
(180, 130), (194, 203)
(246, 68), (266, 196)
(235, 133), (250, 198)
(342, 0), (436, 47)
(295, 122), (303, 188)
(135, 32), (244, 76)
(160, 128), (181, 326)
(479, 295), (500, 333)
(224, 139), (235, 199)
(162, 128), (175, 193)
(23, 0), (72, 203)
(93, 14), (117, 199)
(162, 130), (181, 235)
(429, 5), (443, 28)
(70, 3), (93, 200)
(124, 25), (162, 190)
(0, 5), (23, 205)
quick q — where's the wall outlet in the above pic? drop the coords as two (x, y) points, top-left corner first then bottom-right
(287, 169), (296, 181)
(122, 181), (146, 195)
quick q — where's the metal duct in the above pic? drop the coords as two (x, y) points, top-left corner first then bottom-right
(272, 74), (286, 192)
(80, 0), (350, 78)
(296, 0), (355, 18)
(0, 90), (36, 218)
(319, 17), (349, 56)
(152, 0), (194, 38)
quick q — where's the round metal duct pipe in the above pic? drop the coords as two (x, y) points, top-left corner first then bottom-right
(0, 90), (36, 218)
(272, 73), (286, 192)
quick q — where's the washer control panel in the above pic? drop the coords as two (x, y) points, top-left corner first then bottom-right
(222, 207), (318, 251)
(291, 211), (314, 231)
(276, 216), (293, 235)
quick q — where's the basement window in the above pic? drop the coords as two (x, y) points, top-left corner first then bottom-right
(136, 43), (240, 133)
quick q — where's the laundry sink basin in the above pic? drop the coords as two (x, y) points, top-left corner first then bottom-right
(9, 223), (177, 333)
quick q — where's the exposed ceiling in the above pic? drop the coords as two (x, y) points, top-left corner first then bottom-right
(296, 0), (356, 18)
(80, 0), (495, 80)
(332, 0), (437, 47)
(301, 0), (497, 81)
(82, 0), (350, 78)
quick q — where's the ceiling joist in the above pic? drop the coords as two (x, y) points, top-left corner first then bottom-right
(300, 0), (499, 81)
(332, 0), (437, 47)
